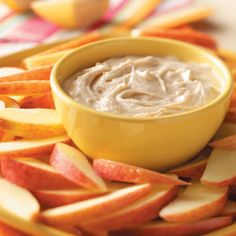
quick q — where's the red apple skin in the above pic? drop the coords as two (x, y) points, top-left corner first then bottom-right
(93, 159), (188, 186)
(34, 189), (107, 208)
(40, 184), (151, 227)
(0, 136), (70, 158)
(1, 158), (76, 190)
(0, 222), (27, 236)
(80, 186), (178, 231)
(111, 216), (233, 236)
(50, 145), (106, 191)
(169, 161), (207, 179)
(160, 193), (228, 222)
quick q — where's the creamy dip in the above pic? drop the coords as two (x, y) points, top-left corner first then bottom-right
(63, 56), (222, 117)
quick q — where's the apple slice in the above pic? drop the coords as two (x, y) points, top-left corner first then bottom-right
(221, 201), (236, 219)
(201, 149), (236, 187)
(160, 181), (228, 222)
(0, 66), (52, 82)
(40, 183), (151, 227)
(0, 222), (26, 236)
(50, 143), (107, 191)
(203, 222), (236, 236)
(0, 67), (25, 77)
(114, 217), (232, 236)
(0, 108), (65, 138)
(80, 185), (178, 232)
(0, 134), (70, 158)
(20, 93), (55, 109)
(0, 209), (76, 236)
(209, 134), (236, 150)
(34, 189), (108, 208)
(213, 123), (236, 140)
(1, 158), (76, 190)
(0, 96), (19, 108)
(93, 159), (188, 186)
(0, 178), (39, 221)
(31, 0), (109, 29)
(169, 154), (208, 179)
(0, 80), (51, 95)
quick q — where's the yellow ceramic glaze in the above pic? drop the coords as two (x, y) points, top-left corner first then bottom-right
(51, 37), (233, 170)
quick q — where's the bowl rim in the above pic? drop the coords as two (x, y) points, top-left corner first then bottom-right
(51, 37), (233, 122)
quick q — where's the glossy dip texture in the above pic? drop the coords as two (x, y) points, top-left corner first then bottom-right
(63, 55), (221, 117)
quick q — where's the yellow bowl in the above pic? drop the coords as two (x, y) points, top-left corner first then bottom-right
(51, 37), (232, 170)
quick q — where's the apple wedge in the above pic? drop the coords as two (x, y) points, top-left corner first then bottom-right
(0, 130), (15, 142)
(201, 149), (236, 187)
(0, 178), (39, 221)
(0, 134), (70, 158)
(221, 201), (236, 219)
(0, 66), (52, 82)
(50, 143), (107, 191)
(0, 222), (26, 236)
(93, 159), (188, 186)
(1, 158), (76, 190)
(0, 108), (65, 138)
(0, 81), (51, 95)
(203, 222), (236, 236)
(20, 93), (55, 109)
(169, 155), (208, 179)
(0, 209), (75, 236)
(0, 67), (25, 77)
(159, 181), (228, 222)
(31, 0), (109, 29)
(34, 189), (107, 208)
(80, 185), (178, 231)
(209, 134), (236, 149)
(0, 96), (19, 108)
(40, 183), (151, 227)
(114, 217), (232, 236)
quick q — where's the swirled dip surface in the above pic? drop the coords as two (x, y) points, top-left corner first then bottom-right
(63, 56), (221, 117)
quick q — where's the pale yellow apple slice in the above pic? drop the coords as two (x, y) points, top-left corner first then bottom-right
(0, 178), (39, 221)
(201, 149), (236, 187)
(0, 208), (75, 236)
(134, 4), (212, 30)
(31, 0), (109, 29)
(34, 188), (108, 208)
(1, 158), (76, 190)
(50, 143), (107, 191)
(115, 217), (232, 236)
(169, 154), (208, 179)
(203, 222), (236, 236)
(93, 159), (188, 186)
(159, 181), (228, 222)
(80, 185), (178, 232)
(0, 134), (70, 158)
(40, 183), (151, 227)
(0, 67), (25, 77)
(0, 108), (65, 138)
(221, 201), (236, 219)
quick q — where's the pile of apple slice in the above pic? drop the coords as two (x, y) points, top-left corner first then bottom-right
(1, 107), (236, 235)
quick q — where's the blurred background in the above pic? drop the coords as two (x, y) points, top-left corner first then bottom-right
(0, 0), (235, 56)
